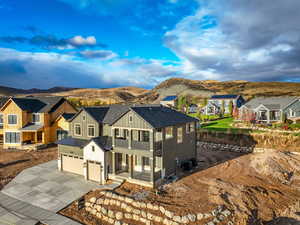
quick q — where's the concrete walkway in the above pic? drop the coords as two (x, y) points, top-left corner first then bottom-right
(0, 160), (122, 224)
(0, 192), (80, 225)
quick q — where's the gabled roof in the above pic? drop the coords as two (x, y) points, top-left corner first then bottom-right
(56, 137), (88, 148)
(130, 105), (198, 128)
(19, 123), (43, 131)
(244, 96), (298, 111)
(4, 96), (66, 113)
(61, 113), (76, 121)
(210, 95), (239, 99)
(102, 105), (130, 125)
(162, 95), (177, 101)
(85, 136), (112, 151)
(84, 107), (110, 122)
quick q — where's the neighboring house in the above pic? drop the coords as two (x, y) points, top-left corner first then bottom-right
(160, 95), (178, 107)
(239, 96), (300, 123)
(0, 97), (9, 138)
(202, 102), (221, 115)
(188, 104), (198, 114)
(0, 96), (77, 150)
(54, 113), (76, 141)
(204, 95), (245, 115)
(57, 104), (198, 188)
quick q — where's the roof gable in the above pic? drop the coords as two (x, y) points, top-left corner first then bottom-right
(211, 95), (238, 99)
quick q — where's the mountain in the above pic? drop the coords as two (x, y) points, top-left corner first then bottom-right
(0, 86), (77, 96)
(136, 78), (300, 103)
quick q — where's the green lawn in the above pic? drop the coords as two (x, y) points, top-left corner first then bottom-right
(200, 117), (255, 134)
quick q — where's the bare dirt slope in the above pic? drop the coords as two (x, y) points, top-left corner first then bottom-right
(60, 148), (300, 225)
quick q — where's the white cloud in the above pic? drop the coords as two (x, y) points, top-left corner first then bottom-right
(69, 35), (97, 46)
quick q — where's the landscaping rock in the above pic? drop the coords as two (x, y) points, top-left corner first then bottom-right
(89, 197), (97, 203)
(159, 206), (165, 214)
(197, 213), (203, 220)
(91, 209), (97, 215)
(147, 212), (154, 220)
(115, 212), (123, 220)
(173, 216), (182, 223)
(187, 214), (196, 222)
(154, 216), (162, 223)
(165, 210), (174, 218)
(114, 221), (121, 225)
(140, 202), (147, 208)
(108, 218), (114, 224)
(133, 214), (140, 221)
(181, 216), (189, 224)
(125, 205), (133, 213)
(133, 209), (141, 215)
(96, 198), (104, 205)
(124, 213), (132, 219)
(101, 207), (107, 215)
(146, 203), (154, 210)
(108, 210), (115, 218)
(96, 212), (102, 219)
(141, 210), (147, 218)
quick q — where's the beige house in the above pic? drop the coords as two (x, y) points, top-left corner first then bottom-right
(1, 96), (77, 150)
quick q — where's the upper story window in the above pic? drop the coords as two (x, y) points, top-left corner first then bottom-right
(32, 113), (40, 123)
(74, 124), (81, 136)
(186, 123), (191, 133)
(0, 113), (3, 125)
(141, 131), (150, 142)
(88, 124), (95, 137)
(165, 126), (173, 139)
(129, 115), (133, 123)
(83, 115), (86, 121)
(289, 109), (296, 117)
(115, 128), (120, 137)
(8, 115), (17, 125)
(177, 127), (183, 143)
(91, 145), (95, 152)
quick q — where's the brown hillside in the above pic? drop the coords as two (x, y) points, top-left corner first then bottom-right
(137, 78), (300, 103)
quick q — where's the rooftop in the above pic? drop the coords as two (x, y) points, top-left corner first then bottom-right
(161, 95), (177, 101)
(211, 95), (239, 99)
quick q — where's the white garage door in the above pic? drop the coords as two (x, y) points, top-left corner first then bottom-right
(62, 155), (84, 175)
(88, 161), (101, 183)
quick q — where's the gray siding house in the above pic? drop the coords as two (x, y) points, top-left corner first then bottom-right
(204, 95), (245, 115)
(239, 96), (300, 123)
(57, 104), (198, 188)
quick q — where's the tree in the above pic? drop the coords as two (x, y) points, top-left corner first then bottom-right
(229, 100), (234, 116)
(221, 100), (225, 117)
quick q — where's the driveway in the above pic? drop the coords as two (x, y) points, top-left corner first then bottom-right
(1, 160), (119, 213)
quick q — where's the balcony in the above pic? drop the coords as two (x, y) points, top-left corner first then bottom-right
(131, 140), (150, 150)
(115, 138), (128, 148)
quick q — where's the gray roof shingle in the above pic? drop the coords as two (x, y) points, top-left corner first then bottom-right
(56, 137), (88, 148)
(86, 136), (112, 151)
(244, 96), (298, 110)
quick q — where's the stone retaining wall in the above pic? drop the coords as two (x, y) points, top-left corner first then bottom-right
(85, 190), (233, 225)
(197, 141), (267, 153)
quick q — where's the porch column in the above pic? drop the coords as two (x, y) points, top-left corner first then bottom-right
(128, 129), (132, 149)
(129, 154), (133, 178)
(112, 128), (116, 147)
(83, 159), (88, 180)
(149, 130), (154, 152)
(35, 132), (38, 143)
(150, 156), (155, 183)
(112, 152), (116, 175)
(267, 110), (270, 123)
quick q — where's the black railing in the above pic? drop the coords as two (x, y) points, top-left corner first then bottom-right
(132, 141), (150, 150)
(115, 138), (129, 148)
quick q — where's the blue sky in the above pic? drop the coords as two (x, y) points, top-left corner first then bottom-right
(0, 0), (299, 89)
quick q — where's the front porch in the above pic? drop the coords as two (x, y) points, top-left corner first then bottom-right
(256, 110), (281, 123)
(109, 152), (162, 187)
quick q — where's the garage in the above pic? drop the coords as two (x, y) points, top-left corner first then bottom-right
(62, 154), (84, 175)
(87, 160), (102, 183)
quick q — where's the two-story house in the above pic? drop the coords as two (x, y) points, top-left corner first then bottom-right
(57, 104), (198, 188)
(0, 96), (77, 150)
(0, 97), (9, 139)
(203, 94), (245, 115)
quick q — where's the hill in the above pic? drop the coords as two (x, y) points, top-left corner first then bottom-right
(0, 86), (76, 96)
(136, 78), (300, 103)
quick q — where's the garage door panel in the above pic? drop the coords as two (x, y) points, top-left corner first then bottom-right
(88, 161), (101, 183)
(62, 155), (83, 175)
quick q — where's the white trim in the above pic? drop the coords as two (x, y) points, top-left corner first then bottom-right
(7, 114), (18, 125)
(0, 113), (3, 125)
(87, 124), (96, 137)
(74, 123), (82, 136)
(32, 113), (41, 124)
(254, 104), (269, 111)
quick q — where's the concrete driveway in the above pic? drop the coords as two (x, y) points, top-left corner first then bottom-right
(1, 160), (119, 213)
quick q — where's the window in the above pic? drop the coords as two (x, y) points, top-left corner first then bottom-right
(92, 146), (95, 152)
(186, 123), (191, 133)
(74, 124), (81, 136)
(5, 132), (20, 143)
(177, 127), (183, 143)
(141, 131), (150, 142)
(8, 115), (17, 125)
(115, 128), (120, 137)
(165, 126), (173, 139)
(32, 113), (40, 123)
(0, 113), (3, 125)
(142, 157), (150, 166)
(83, 115), (86, 121)
(129, 115), (133, 123)
(88, 125), (95, 137)
(190, 123), (195, 132)
(289, 109), (296, 117)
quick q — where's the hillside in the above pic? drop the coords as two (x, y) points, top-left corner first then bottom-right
(0, 86), (76, 96)
(137, 78), (300, 103)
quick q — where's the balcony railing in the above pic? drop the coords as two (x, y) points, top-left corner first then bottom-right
(115, 138), (129, 148)
(132, 140), (150, 150)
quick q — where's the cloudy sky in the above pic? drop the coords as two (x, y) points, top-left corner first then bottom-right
(0, 0), (299, 89)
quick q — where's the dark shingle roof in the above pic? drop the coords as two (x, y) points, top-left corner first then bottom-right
(0, 97), (9, 108)
(244, 96), (298, 110)
(162, 96), (177, 101)
(19, 123), (43, 131)
(61, 113), (76, 121)
(131, 106), (198, 128)
(86, 136), (112, 151)
(56, 137), (88, 148)
(211, 95), (238, 99)
(102, 105), (130, 125)
(84, 107), (110, 122)
(10, 96), (65, 113)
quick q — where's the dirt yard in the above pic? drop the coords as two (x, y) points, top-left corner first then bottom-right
(0, 146), (58, 190)
(61, 148), (300, 225)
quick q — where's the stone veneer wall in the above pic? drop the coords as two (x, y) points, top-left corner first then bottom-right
(85, 190), (233, 225)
